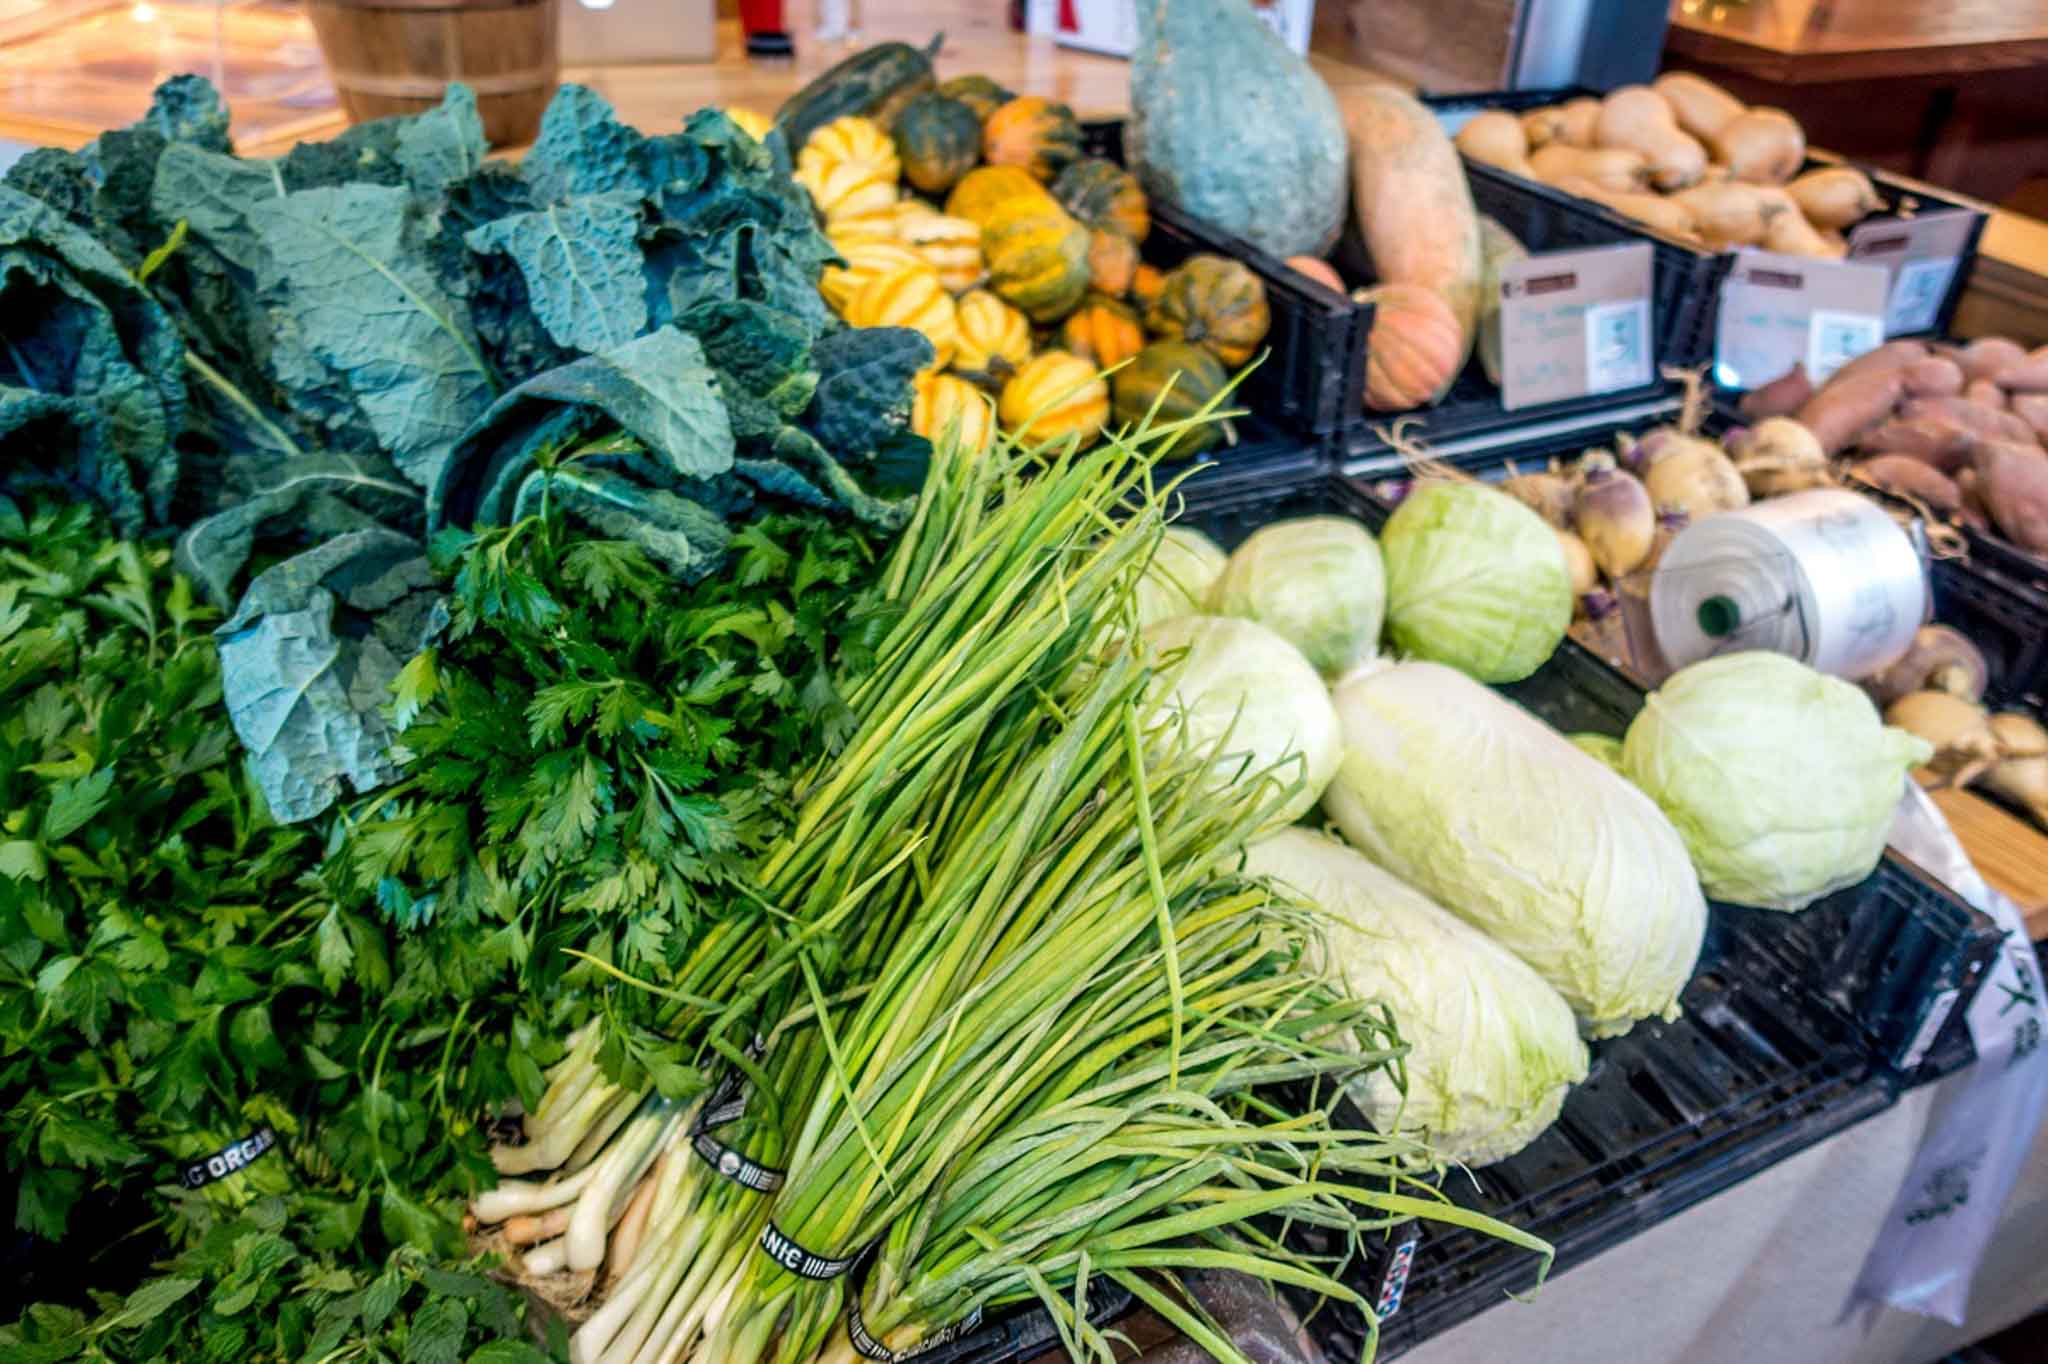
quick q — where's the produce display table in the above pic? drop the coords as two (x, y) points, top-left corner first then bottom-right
(1402, 1071), (2048, 1364)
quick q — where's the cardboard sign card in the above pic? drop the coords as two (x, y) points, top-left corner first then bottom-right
(1846, 207), (1979, 336)
(1498, 242), (1655, 411)
(1715, 250), (1890, 390)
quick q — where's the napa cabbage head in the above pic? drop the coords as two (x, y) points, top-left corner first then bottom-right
(1622, 651), (1933, 911)
(1246, 827), (1588, 1166)
(1141, 614), (1340, 830)
(1380, 480), (1570, 683)
(1323, 660), (1707, 1038)
(1211, 515), (1385, 679)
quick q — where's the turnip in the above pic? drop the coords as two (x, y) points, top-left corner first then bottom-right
(1884, 691), (1999, 786)
(1556, 528), (1598, 598)
(1572, 452), (1655, 577)
(1865, 625), (1987, 708)
(1728, 416), (1830, 497)
(1984, 712), (2048, 827)
(1500, 467), (1576, 529)
(1640, 431), (1749, 520)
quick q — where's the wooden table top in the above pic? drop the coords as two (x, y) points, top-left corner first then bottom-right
(1668, 0), (2048, 82)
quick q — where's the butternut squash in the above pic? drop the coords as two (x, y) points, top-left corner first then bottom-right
(1595, 86), (1707, 191)
(1343, 86), (1484, 363)
(1711, 109), (1806, 186)
(1529, 145), (1649, 195)
(1670, 182), (1785, 250)
(1455, 111), (1533, 178)
(1549, 177), (1702, 245)
(1651, 72), (1747, 143)
(1475, 217), (1527, 390)
(1764, 210), (1847, 259)
(1787, 167), (1883, 231)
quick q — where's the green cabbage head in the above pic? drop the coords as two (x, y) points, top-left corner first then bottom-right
(1622, 651), (1934, 911)
(1324, 660), (1707, 1037)
(1380, 480), (1570, 683)
(1211, 515), (1384, 678)
(1141, 614), (1340, 829)
(1135, 526), (1228, 632)
(1246, 827), (1589, 1166)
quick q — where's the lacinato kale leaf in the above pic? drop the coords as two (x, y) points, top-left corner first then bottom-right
(464, 193), (649, 354)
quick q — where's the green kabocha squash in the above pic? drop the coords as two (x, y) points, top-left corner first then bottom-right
(776, 35), (943, 148)
(1113, 341), (1230, 458)
(982, 203), (1091, 322)
(982, 96), (1086, 183)
(1053, 159), (1150, 244)
(1127, 0), (1346, 257)
(1146, 255), (1271, 368)
(938, 73), (1014, 121)
(893, 93), (984, 196)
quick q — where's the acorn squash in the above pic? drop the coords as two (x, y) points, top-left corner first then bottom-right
(720, 107), (775, 143)
(953, 289), (1033, 382)
(1127, 0), (1346, 257)
(938, 73), (1014, 121)
(799, 160), (900, 238)
(820, 238), (926, 315)
(914, 372), (996, 456)
(1130, 264), (1166, 311)
(1060, 294), (1146, 370)
(945, 165), (1053, 227)
(846, 265), (959, 371)
(982, 204), (1091, 323)
(893, 93), (983, 196)
(1000, 352), (1110, 448)
(776, 35), (942, 148)
(1052, 159), (1150, 244)
(797, 115), (900, 186)
(900, 214), (985, 293)
(1144, 255), (1270, 368)
(982, 97), (1086, 183)
(1111, 340), (1230, 458)
(1085, 229), (1140, 298)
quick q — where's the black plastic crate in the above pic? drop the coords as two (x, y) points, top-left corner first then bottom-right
(1420, 86), (1988, 350)
(1082, 120), (1367, 447)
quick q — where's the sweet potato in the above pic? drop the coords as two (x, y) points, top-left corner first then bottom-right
(2012, 393), (2048, 443)
(1740, 363), (1815, 420)
(1710, 109), (1806, 185)
(1957, 337), (2027, 384)
(1531, 145), (1650, 195)
(1824, 339), (1928, 391)
(1902, 356), (1966, 399)
(1596, 86), (1708, 191)
(1854, 454), (1964, 515)
(1653, 72), (1747, 143)
(1973, 441), (2048, 553)
(1798, 369), (1908, 455)
(1965, 378), (2008, 410)
(1456, 111), (1533, 177)
(1957, 467), (1991, 530)
(1671, 182), (1783, 249)
(1763, 209), (1846, 258)
(1786, 167), (1883, 230)
(1901, 396), (2040, 448)
(1855, 417), (1975, 474)
(1992, 346), (2048, 394)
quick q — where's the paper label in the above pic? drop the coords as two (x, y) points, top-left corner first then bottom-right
(1715, 250), (1890, 391)
(1897, 987), (1962, 1074)
(1847, 208), (1978, 336)
(1499, 242), (1655, 410)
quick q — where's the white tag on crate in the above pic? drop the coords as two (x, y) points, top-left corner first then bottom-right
(1846, 207), (1977, 336)
(1716, 250), (1890, 390)
(1499, 242), (1655, 411)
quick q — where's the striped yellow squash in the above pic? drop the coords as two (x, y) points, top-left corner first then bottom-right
(820, 238), (925, 315)
(899, 214), (985, 293)
(913, 372), (996, 455)
(999, 352), (1109, 447)
(846, 265), (959, 371)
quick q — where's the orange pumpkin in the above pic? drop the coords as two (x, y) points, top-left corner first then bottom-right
(1000, 352), (1110, 448)
(981, 97), (1085, 183)
(846, 265), (960, 371)
(914, 372), (996, 455)
(1360, 283), (1465, 411)
(1145, 255), (1271, 368)
(1060, 295), (1146, 370)
(1286, 255), (1347, 294)
(1085, 230), (1140, 298)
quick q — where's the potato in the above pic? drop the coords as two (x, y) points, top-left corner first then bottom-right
(1595, 86), (1708, 191)
(1548, 176), (1702, 243)
(1786, 167), (1882, 230)
(1711, 109), (1807, 185)
(1671, 182), (1785, 249)
(1531, 145), (1652, 195)
(1653, 72), (1747, 142)
(1456, 111), (1533, 177)
(1763, 209), (1847, 258)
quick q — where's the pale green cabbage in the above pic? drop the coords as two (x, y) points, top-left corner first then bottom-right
(1135, 526), (1228, 632)
(1211, 516), (1385, 678)
(1324, 660), (1707, 1037)
(1246, 827), (1588, 1165)
(1141, 615), (1341, 829)
(1622, 651), (1934, 912)
(1380, 480), (1570, 683)
(1570, 732), (1628, 774)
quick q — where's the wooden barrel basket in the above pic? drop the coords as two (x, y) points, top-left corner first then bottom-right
(305, 0), (559, 148)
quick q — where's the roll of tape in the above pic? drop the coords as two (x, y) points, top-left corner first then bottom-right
(1649, 490), (1927, 679)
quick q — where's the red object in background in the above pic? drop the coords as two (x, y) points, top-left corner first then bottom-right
(741, 0), (793, 56)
